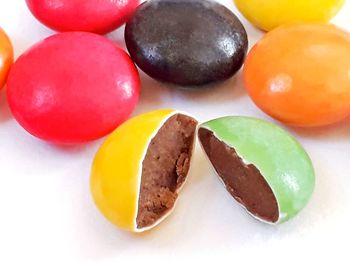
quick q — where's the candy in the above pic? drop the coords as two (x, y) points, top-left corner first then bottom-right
(91, 110), (197, 232)
(7, 32), (139, 144)
(234, 0), (345, 31)
(0, 28), (13, 89)
(125, 0), (248, 86)
(198, 116), (315, 224)
(244, 24), (350, 127)
(25, 0), (140, 34)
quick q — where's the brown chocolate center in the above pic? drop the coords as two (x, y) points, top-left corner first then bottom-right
(136, 114), (197, 229)
(198, 128), (279, 223)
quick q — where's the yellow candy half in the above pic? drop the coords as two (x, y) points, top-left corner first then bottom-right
(91, 109), (188, 232)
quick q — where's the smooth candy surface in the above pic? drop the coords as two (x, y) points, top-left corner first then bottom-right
(0, 28), (13, 89)
(91, 110), (178, 232)
(26, 0), (140, 34)
(200, 116), (315, 224)
(7, 32), (140, 144)
(125, 0), (248, 86)
(234, 0), (345, 31)
(244, 24), (350, 127)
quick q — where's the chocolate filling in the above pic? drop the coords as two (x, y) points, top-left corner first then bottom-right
(136, 114), (197, 228)
(198, 128), (279, 223)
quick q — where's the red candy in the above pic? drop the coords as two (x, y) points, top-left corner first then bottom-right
(7, 32), (140, 144)
(25, 0), (140, 34)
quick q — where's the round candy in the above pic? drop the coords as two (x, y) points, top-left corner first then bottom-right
(234, 0), (345, 31)
(91, 110), (197, 232)
(198, 116), (315, 224)
(125, 0), (248, 86)
(7, 32), (139, 144)
(244, 24), (350, 127)
(25, 0), (140, 34)
(0, 28), (13, 89)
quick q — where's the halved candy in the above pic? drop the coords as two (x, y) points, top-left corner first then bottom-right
(91, 110), (198, 232)
(198, 116), (315, 224)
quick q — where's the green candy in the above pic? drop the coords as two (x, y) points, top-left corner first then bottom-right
(198, 116), (315, 224)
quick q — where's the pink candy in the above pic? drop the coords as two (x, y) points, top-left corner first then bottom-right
(7, 32), (140, 143)
(26, 0), (140, 34)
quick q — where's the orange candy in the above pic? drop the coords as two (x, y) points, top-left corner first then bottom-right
(0, 28), (13, 89)
(244, 24), (350, 127)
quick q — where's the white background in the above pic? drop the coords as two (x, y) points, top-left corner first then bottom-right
(1, 0), (350, 262)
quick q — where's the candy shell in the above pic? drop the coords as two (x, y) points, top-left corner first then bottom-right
(234, 0), (345, 31)
(198, 116), (315, 224)
(91, 110), (197, 232)
(244, 24), (350, 127)
(7, 32), (139, 144)
(125, 0), (248, 86)
(26, 0), (140, 34)
(0, 27), (13, 89)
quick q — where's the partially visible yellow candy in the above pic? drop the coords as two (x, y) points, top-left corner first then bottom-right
(234, 0), (345, 31)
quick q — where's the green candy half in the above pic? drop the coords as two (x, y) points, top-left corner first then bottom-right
(198, 116), (315, 224)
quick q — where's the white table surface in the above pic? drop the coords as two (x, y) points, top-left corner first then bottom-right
(1, 1), (350, 262)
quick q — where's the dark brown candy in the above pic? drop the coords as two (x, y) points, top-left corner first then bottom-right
(125, 0), (248, 87)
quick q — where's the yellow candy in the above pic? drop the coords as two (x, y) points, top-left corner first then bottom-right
(234, 0), (345, 31)
(91, 110), (197, 232)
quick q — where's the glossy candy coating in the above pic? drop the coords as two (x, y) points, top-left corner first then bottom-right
(0, 28), (13, 89)
(7, 32), (139, 144)
(125, 0), (248, 86)
(200, 116), (315, 224)
(234, 0), (345, 31)
(244, 24), (350, 127)
(26, 0), (140, 34)
(91, 110), (187, 232)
